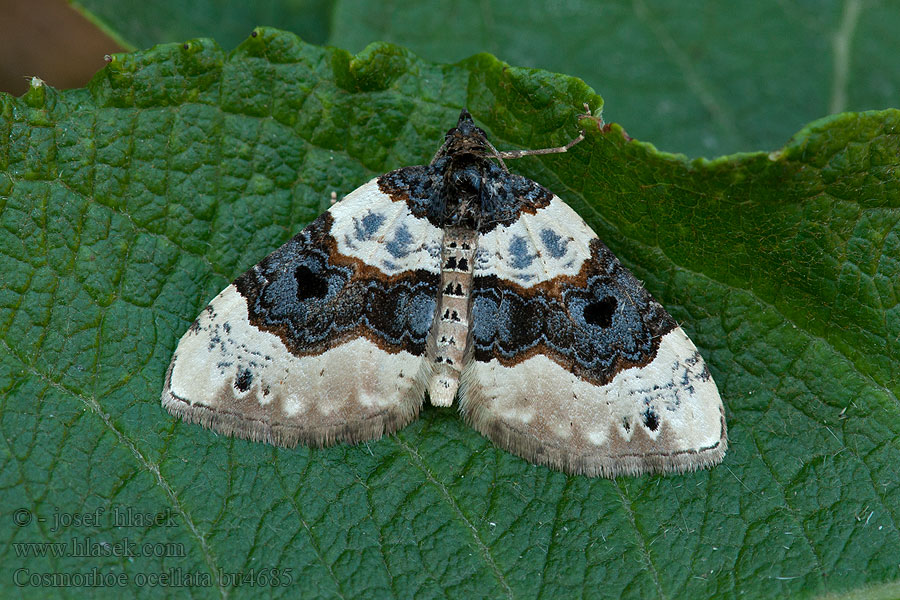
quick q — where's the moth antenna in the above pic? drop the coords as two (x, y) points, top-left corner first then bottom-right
(496, 130), (585, 160)
(481, 137), (509, 172)
(496, 104), (601, 160)
(430, 138), (451, 165)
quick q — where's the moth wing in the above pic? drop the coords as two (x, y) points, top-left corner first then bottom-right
(460, 194), (726, 477)
(162, 179), (443, 447)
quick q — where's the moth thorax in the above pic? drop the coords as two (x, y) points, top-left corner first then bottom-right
(427, 227), (478, 406)
(441, 161), (489, 226)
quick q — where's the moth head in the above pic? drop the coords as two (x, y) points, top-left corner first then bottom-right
(441, 109), (491, 157)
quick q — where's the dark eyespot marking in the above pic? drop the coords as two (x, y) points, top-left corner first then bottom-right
(584, 296), (617, 328)
(642, 408), (659, 432)
(295, 265), (328, 300)
(234, 368), (253, 392)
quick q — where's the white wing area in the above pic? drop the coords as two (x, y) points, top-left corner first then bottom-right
(474, 196), (596, 287)
(163, 285), (431, 446)
(460, 328), (726, 477)
(330, 178), (443, 276)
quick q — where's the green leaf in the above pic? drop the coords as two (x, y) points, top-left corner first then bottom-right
(2, 28), (900, 599)
(71, 0), (335, 48)
(73, 0), (900, 158)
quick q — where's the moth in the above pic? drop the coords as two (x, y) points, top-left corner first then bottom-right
(162, 109), (726, 477)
